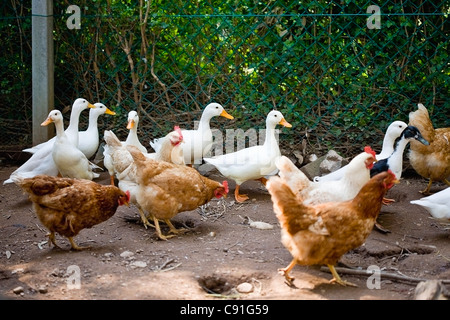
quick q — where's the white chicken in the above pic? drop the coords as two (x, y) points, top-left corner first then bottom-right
(314, 121), (407, 182)
(277, 146), (377, 205)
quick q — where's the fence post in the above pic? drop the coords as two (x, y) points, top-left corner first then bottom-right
(32, 0), (54, 146)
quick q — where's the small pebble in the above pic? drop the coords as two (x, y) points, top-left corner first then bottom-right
(38, 286), (48, 294)
(236, 282), (253, 294)
(130, 261), (147, 268)
(120, 250), (134, 258)
(13, 286), (24, 295)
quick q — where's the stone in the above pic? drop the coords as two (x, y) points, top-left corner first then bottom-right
(130, 261), (147, 268)
(236, 282), (253, 293)
(38, 286), (48, 294)
(300, 155), (326, 180)
(120, 250), (134, 259)
(197, 163), (217, 176)
(319, 150), (344, 175)
(13, 286), (24, 294)
(414, 280), (449, 300)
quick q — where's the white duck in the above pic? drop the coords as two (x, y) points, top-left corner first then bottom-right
(4, 99), (96, 185)
(125, 111), (147, 154)
(314, 120), (408, 182)
(410, 187), (450, 221)
(22, 98), (95, 154)
(78, 102), (116, 159)
(150, 103), (234, 165)
(4, 144), (59, 185)
(41, 110), (99, 180)
(204, 110), (292, 202)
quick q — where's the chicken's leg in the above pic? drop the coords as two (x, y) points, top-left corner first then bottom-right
(234, 185), (249, 203)
(47, 232), (61, 249)
(420, 179), (433, 195)
(278, 259), (297, 286)
(152, 216), (175, 241)
(109, 175), (115, 186)
(165, 219), (188, 235)
(68, 237), (90, 251)
(327, 264), (357, 287)
(138, 207), (155, 229)
(445, 179), (450, 186)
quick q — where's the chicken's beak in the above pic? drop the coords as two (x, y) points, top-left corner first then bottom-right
(105, 107), (116, 115)
(41, 117), (53, 126)
(279, 118), (292, 128)
(220, 109), (234, 120)
(127, 119), (135, 129)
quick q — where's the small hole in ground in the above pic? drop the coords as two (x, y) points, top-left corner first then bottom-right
(198, 275), (233, 295)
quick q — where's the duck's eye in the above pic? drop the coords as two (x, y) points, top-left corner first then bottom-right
(216, 106), (219, 109)
(274, 114), (277, 117)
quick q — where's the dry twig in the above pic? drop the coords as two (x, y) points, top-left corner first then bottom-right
(320, 266), (450, 285)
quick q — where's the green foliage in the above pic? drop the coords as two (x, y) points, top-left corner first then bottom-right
(0, 0), (448, 155)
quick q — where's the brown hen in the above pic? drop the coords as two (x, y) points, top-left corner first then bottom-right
(266, 170), (398, 287)
(13, 174), (129, 250)
(127, 145), (228, 240)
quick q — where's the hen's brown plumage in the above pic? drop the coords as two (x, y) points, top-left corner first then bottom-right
(13, 174), (129, 250)
(267, 170), (397, 286)
(408, 103), (450, 194)
(127, 145), (228, 240)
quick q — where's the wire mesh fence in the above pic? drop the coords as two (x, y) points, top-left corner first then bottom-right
(0, 0), (448, 162)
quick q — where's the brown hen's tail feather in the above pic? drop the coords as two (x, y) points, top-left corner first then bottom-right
(408, 104), (435, 142)
(104, 130), (123, 147)
(127, 145), (147, 162)
(276, 156), (311, 193)
(267, 176), (316, 235)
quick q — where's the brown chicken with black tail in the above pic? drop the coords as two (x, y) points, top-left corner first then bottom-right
(266, 170), (398, 287)
(12, 174), (130, 250)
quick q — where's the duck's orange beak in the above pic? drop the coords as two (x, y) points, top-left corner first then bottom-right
(105, 107), (116, 116)
(220, 109), (234, 120)
(127, 119), (135, 129)
(279, 118), (292, 128)
(41, 118), (53, 126)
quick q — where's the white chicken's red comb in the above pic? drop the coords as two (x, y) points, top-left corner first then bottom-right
(364, 146), (376, 158)
(174, 126), (183, 141)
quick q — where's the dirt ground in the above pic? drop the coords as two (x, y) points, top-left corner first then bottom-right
(0, 161), (449, 301)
